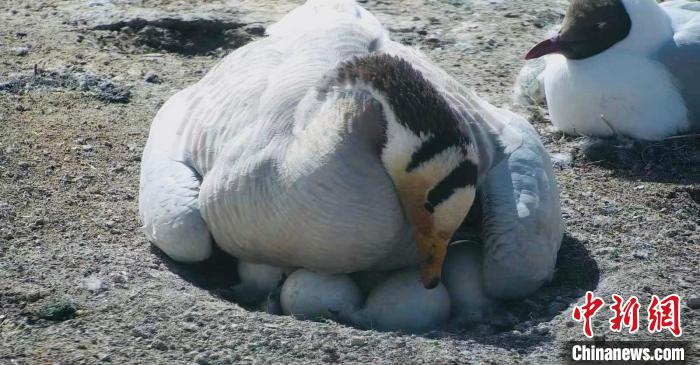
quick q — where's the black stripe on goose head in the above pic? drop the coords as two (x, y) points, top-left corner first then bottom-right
(335, 54), (471, 170)
(526, 0), (631, 60)
(424, 160), (478, 213)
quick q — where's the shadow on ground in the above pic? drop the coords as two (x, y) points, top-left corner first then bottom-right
(577, 137), (700, 185)
(154, 233), (599, 353)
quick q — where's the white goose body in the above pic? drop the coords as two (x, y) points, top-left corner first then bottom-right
(139, 0), (564, 327)
(538, 0), (700, 140)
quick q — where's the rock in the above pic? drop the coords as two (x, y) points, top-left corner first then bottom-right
(144, 72), (160, 83)
(534, 323), (550, 335)
(97, 353), (112, 362)
(82, 275), (106, 292)
(350, 337), (366, 347)
(550, 152), (573, 169)
(152, 340), (168, 350)
(97, 81), (130, 103)
(109, 271), (128, 284)
(14, 46), (29, 56)
(688, 297), (700, 310)
(632, 250), (650, 260)
(244, 23), (265, 36)
(37, 299), (77, 321)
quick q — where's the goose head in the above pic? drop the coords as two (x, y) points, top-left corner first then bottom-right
(335, 55), (480, 289)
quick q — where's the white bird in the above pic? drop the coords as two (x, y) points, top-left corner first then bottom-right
(525, 0), (700, 140)
(139, 0), (564, 328)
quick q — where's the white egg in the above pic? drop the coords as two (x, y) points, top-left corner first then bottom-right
(281, 269), (362, 320)
(513, 57), (547, 106)
(442, 241), (494, 321)
(349, 269), (450, 333)
(231, 261), (293, 305)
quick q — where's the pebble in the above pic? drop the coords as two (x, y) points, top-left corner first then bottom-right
(244, 23), (266, 36)
(97, 353), (112, 362)
(688, 297), (700, 310)
(14, 46), (29, 56)
(534, 323), (550, 336)
(350, 337), (366, 347)
(152, 340), (168, 350)
(37, 299), (77, 321)
(109, 271), (128, 284)
(550, 152), (573, 169)
(97, 81), (130, 103)
(144, 72), (160, 84)
(82, 275), (106, 292)
(632, 250), (650, 260)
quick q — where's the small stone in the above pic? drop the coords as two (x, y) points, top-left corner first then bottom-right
(82, 275), (106, 292)
(244, 23), (266, 36)
(550, 152), (573, 169)
(425, 36), (441, 44)
(97, 353), (111, 362)
(144, 72), (160, 84)
(82, 144), (94, 152)
(37, 299), (77, 321)
(14, 47), (29, 56)
(194, 353), (209, 365)
(534, 323), (550, 335)
(109, 271), (127, 284)
(96, 81), (130, 103)
(545, 125), (561, 134)
(152, 340), (168, 350)
(350, 337), (366, 347)
(633, 250), (649, 260)
(688, 297), (700, 310)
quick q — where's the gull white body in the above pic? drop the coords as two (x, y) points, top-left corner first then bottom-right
(542, 0), (700, 140)
(139, 0), (564, 329)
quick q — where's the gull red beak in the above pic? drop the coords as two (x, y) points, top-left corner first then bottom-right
(525, 37), (562, 60)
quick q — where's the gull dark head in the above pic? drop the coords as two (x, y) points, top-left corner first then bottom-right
(526, 0), (632, 60)
(335, 54), (479, 289)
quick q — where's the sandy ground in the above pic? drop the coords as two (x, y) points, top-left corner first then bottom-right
(1, 0), (698, 364)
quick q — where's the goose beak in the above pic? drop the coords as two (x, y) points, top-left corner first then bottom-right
(525, 37), (562, 60)
(417, 232), (449, 289)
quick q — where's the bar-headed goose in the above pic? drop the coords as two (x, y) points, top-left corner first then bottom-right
(139, 0), (563, 328)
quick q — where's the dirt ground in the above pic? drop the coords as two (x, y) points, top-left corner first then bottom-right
(1, 0), (698, 364)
